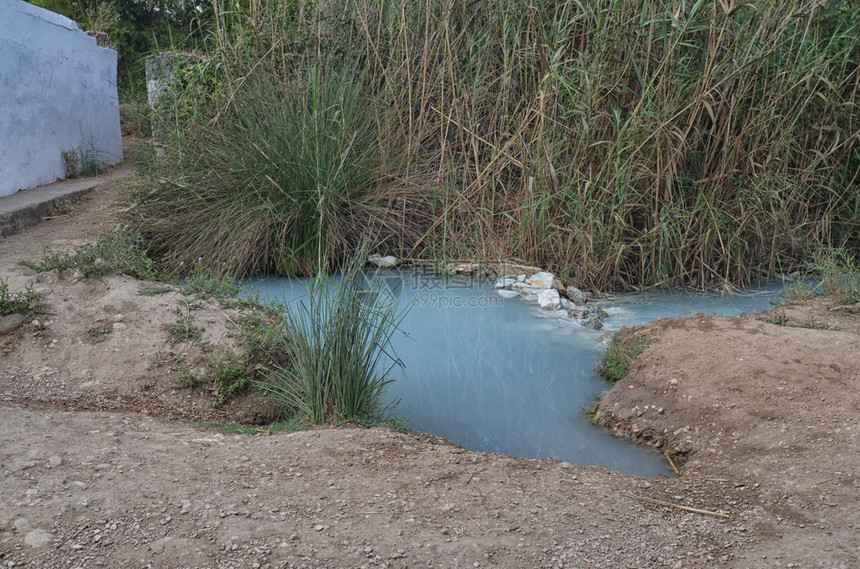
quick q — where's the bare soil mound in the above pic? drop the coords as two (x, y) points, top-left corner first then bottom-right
(1, 173), (858, 568)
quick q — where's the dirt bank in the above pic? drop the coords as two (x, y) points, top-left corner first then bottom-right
(1, 173), (858, 568)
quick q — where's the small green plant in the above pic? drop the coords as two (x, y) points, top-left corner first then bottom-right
(51, 201), (73, 216)
(263, 247), (408, 425)
(794, 318), (840, 331)
(168, 298), (291, 409)
(78, 144), (109, 177)
(764, 310), (840, 331)
(765, 310), (790, 326)
(164, 321), (203, 343)
(30, 228), (161, 280)
(173, 363), (203, 389)
(0, 281), (40, 316)
(775, 281), (819, 304)
(209, 351), (251, 407)
(207, 303), (292, 407)
(87, 325), (113, 338)
(180, 267), (241, 299)
(596, 332), (653, 383)
(138, 285), (174, 296)
(61, 143), (108, 178)
(164, 303), (204, 344)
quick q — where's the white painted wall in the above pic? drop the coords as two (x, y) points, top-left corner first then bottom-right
(0, 0), (122, 197)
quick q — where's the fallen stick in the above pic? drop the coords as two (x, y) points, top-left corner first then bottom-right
(666, 455), (680, 475)
(626, 494), (731, 519)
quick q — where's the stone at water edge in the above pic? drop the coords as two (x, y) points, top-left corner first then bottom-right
(567, 305), (607, 330)
(566, 285), (587, 304)
(525, 271), (557, 289)
(496, 289), (519, 299)
(446, 262), (482, 274)
(494, 275), (519, 289)
(537, 289), (561, 310)
(367, 254), (399, 269)
(579, 315), (604, 330)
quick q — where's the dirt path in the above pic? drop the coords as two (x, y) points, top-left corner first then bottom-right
(1, 174), (858, 568)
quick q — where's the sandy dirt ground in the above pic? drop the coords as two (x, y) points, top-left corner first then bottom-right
(0, 173), (858, 568)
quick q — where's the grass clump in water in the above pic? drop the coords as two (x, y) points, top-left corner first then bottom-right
(808, 248), (860, 303)
(596, 332), (653, 383)
(263, 248), (408, 425)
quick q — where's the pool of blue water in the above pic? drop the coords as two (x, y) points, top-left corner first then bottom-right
(244, 270), (782, 478)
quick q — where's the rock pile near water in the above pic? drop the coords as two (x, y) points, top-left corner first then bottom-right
(493, 271), (606, 329)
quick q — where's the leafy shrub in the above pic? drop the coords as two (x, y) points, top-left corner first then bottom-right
(0, 281), (40, 316)
(30, 228), (161, 280)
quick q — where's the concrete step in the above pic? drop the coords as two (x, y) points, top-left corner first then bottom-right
(0, 167), (131, 237)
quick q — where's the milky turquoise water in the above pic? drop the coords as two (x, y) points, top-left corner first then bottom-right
(244, 270), (782, 478)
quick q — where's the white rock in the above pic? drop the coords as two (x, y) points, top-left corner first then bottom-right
(511, 283), (544, 297)
(496, 289), (519, 299)
(367, 254), (399, 268)
(537, 289), (561, 310)
(525, 271), (556, 289)
(494, 276), (518, 289)
(24, 528), (54, 548)
(446, 262), (481, 274)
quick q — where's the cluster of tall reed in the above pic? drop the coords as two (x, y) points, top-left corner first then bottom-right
(263, 247), (407, 424)
(134, 0), (860, 290)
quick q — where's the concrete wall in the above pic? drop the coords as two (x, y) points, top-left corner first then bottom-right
(0, 0), (122, 197)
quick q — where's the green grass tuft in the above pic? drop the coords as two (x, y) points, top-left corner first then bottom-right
(163, 320), (204, 344)
(596, 332), (653, 383)
(262, 246), (408, 425)
(808, 248), (860, 299)
(765, 311), (790, 326)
